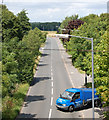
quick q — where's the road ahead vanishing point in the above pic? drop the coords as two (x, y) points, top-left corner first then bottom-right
(17, 37), (100, 119)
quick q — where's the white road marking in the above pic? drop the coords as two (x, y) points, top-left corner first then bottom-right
(51, 77), (53, 81)
(20, 86), (32, 113)
(27, 87), (32, 96)
(48, 39), (53, 119)
(51, 81), (53, 87)
(51, 72), (53, 76)
(48, 109), (52, 119)
(51, 88), (53, 95)
(51, 97), (53, 106)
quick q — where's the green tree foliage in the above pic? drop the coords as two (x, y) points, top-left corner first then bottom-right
(17, 10), (31, 39)
(16, 28), (46, 83)
(60, 15), (78, 29)
(2, 5), (46, 119)
(65, 19), (84, 30)
(2, 7), (31, 42)
(31, 22), (61, 31)
(62, 13), (109, 118)
(58, 15), (79, 33)
(2, 5), (20, 42)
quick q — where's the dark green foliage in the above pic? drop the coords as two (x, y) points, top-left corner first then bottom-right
(2, 6), (31, 42)
(31, 22), (61, 31)
(2, 4), (46, 94)
(58, 15), (79, 33)
(65, 19), (84, 30)
(61, 13), (109, 118)
(2, 5), (46, 119)
(59, 15), (84, 44)
(17, 10), (31, 39)
(2, 5), (20, 42)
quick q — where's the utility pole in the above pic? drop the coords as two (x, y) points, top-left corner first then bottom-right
(91, 38), (95, 120)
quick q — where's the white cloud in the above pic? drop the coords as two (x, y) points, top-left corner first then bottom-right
(3, 0), (109, 3)
(48, 8), (60, 13)
(2, 0), (108, 22)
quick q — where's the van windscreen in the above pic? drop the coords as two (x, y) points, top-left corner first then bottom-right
(61, 91), (74, 100)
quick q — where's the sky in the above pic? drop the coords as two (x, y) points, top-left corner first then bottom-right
(1, 0), (109, 22)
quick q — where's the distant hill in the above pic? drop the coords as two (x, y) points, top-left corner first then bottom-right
(31, 22), (61, 31)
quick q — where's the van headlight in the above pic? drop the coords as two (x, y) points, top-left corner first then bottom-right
(62, 104), (66, 106)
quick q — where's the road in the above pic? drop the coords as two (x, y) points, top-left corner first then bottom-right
(17, 37), (100, 119)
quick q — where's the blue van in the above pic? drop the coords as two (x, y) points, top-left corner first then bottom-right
(56, 88), (100, 112)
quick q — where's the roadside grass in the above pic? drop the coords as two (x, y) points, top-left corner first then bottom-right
(44, 31), (57, 37)
(2, 83), (29, 120)
(42, 31), (56, 34)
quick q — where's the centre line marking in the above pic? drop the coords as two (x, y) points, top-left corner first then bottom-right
(51, 82), (53, 87)
(51, 72), (53, 76)
(51, 88), (53, 95)
(51, 97), (53, 106)
(51, 77), (53, 81)
(48, 109), (52, 119)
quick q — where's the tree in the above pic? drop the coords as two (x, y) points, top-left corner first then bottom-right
(65, 19), (84, 30)
(2, 5), (20, 42)
(17, 10), (31, 39)
(59, 15), (79, 32)
(62, 13), (109, 118)
(2, 5), (47, 119)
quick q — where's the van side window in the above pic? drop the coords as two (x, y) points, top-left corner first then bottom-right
(72, 92), (80, 101)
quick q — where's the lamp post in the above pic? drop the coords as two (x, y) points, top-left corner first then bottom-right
(91, 38), (94, 120)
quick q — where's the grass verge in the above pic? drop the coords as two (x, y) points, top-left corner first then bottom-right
(46, 31), (57, 37)
(2, 83), (29, 120)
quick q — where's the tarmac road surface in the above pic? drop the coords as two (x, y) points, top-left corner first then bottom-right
(17, 37), (100, 119)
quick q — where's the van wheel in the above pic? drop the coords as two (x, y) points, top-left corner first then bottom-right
(68, 105), (74, 112)
(95, 100), (101, 107)
(83, 102), (88, 107)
